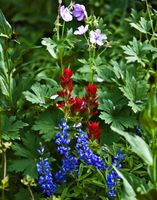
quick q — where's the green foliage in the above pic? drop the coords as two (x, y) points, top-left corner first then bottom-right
(122, 37), (150, 66)
(130, 17), (151, 34)
(9, 132), (40, 178)
(0, 9), (12, 38)
(32, 110), (63, 142)
(99, 99), (136, 130)
(119, 72), (148, 113)
(1, 115), (27, 140)
(41, 38), (58, 59)
(14, 188), (31, 200)
(112, 127), (153, 166)
(0, 0), (157, 199)
(23, 82), (58, 108)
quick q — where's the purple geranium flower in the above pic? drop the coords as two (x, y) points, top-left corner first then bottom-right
(90, 29), (107, 46)
(60, 5), (73, 22)
(74, 25), (89, 35)
(72, 4), (87, 21)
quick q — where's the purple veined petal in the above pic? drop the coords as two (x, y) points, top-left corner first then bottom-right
(89, 30), (96, 43)
(60, 5), (73, 22)
(89, 29), (107, 46)
(74, 25), (89, 35)
(101, 33), (107, 40)
(72, 4), (87, 21)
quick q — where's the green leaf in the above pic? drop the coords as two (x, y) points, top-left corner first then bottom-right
(9, 132), (39, 178)
(137, 189), (157, 200)
(1, 115), (28, 140)
(23, 82), (58, 107)
(112, 127), (153, 166)
(122, 37), (150, 66)
(130, 17), (151, 34)
(0, 10), (12, 38)
(99, 99), (136, 130)
(15, 188), (31, 200)
(32, 110), (63, 142)
(41, 37), (57, 58)
(119, 72), (148, 113)
(114, 167), (137, 200)
(116, 169), (153, 194)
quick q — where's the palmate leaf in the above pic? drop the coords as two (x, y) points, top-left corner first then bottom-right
(1, 115), (28, 140)
(130, 17), (151, 34)
(9, 132), (40, 178)
(23, 82), (58, 107)
(119, 72), (148, 113)
(32, 110), (63, 142)
(41, 37), (57, 59)
(99, 99), (136, 130)
(121, 37), (150, 66)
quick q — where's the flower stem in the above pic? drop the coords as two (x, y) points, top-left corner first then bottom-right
(3, 151), (6, 178)
(28, 185), (35, 200)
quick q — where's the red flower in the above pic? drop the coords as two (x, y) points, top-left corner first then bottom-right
(87, 122), (102, 140)
(71, 97), (84, 113)
(60, 68), (73, 92)
(85, 84), (97, 99)
(63, 68), (73, 79)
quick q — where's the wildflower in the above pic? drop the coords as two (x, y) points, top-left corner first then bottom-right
(75, 128), (105, 171)
(55, 119), (79, 183)
(85, 84), (98, 115)
(60, 68), (73, 92)
(106, 149), (124, 198)
(86, 84), (97, 99)
(72, 4), (87, 21)
(63, 68), (73, 79)
(60, 5), (73, 22)
(71, 97), (84, 113)
(87, 122), (102, 140)
(90, 29), (107, 46)
(36, 158), (56, 196)
(74, 25), (89, 35)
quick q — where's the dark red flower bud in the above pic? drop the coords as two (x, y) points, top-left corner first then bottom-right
(63, 68), (73, 79)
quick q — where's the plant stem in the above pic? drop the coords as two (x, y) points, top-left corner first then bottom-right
(3, 151), (6, 179)
(61, 21), (65, 39)
(145, 0), (156, 47)
(28, 185), (35, 200)
(1, 149), (6, 200)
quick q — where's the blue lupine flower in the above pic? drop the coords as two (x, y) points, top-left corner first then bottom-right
(134, 125), (141, 136)
(106, 149), (124, 198)
(36, 158), (56, 197)
(75, 128), (105, 171)
(55, 119), (79, 183)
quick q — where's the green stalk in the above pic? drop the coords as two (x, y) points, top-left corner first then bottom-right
(145, 0), (154, 33)
(153, 154), (157, 187)
(28, 185), (35, 200)
(3, 151), (6, 179)
(61, 21), (65, 39)
(1, 150), (6, 200)
(145, 0), (156, 47)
